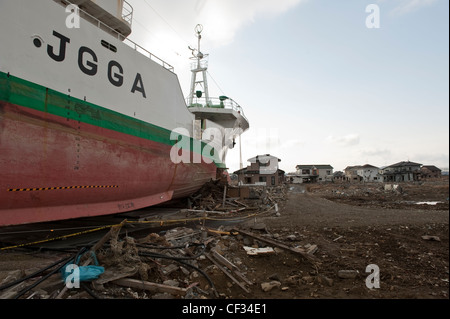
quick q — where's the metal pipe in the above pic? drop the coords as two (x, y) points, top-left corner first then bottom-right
(13, 255), (75, 299)
(0, 255), (72, 292)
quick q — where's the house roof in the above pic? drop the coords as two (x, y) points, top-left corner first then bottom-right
(248, 154), (281, 163)
(421, 165), (441, 171)
(232, 168), (285, 175)
(296, 164), (333, 170)
(345, 164), (379, 171)
(385, 161), (422, 168)
(361, 164), (379, 169)
(233, 168), (258, 174)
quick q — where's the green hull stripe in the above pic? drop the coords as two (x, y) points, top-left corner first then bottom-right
(0, 71), (226, 169)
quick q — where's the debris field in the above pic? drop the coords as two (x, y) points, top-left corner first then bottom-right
(0, 179), (448, 299)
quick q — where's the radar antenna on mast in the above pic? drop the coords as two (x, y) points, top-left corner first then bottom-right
(189, 25), (203, 59)
(188, 24), (209, 106)
(194, 24), (204, 59)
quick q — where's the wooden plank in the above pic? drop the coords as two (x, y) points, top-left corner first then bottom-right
(90, 219), (128, 254)
(181, 209), (229, 215)
(0, 282), (29, 299)
(243, 246), (276, 256)
(211, 249), (237, 271)
(307, 244), (318, 255)
(211, 249), (253, 286)
(222, 186), (227, 208)
(113, 278), (187, 296)
(234, 200), (249, 208)
(235, 229), (319, 264)
(94, 266), (137, 285)
(233, 270), (253, 286)
(205, 254), (250, 294)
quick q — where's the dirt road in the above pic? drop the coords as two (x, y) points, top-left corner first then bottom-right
(231, 183), (449, 299)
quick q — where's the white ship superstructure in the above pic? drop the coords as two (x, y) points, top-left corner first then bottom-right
(0, 0), (249, 226)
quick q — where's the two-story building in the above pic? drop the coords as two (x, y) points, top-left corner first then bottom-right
(333, 171), (346, 183)
(344, 164), (381, 182)
(233, 154), (285, 186)
(344, 165), (361, 182)
(293, 164), (334, 183)
(420, 165), (442, 179)
(380, 161), (422, 182)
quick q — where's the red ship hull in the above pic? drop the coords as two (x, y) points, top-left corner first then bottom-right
(0, 73), (218, 226)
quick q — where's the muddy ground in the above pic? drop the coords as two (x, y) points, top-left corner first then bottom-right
(236, 181), (448, 299)
(0, 179), (448, 301)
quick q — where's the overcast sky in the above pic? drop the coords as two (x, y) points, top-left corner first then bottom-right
(126, 0), (449, 173)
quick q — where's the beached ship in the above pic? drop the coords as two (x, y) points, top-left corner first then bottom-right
(0, 0), (249, 226)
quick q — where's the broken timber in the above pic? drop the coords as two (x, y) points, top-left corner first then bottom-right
(235, 229), (320, 265)
(205, 253), (250, 294)
(243, 246), (276, 256)
(211, 249), (253, 286)
(113, 278), (187, 296)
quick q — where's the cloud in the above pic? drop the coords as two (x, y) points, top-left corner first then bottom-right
(412, 153), (449, 169)
(279, 139), (305, 149)
(127, 0), (306, 90)
(361, 148), (392, 157)
(242, 127), (281, 153)
(130, 0), (305, 49)
(198, 0), (305, 46)
(326, 134), (360, 147)
(390, 0), (439, 16)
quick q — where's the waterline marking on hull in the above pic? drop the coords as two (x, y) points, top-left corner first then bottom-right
(7, 185), (119, 192)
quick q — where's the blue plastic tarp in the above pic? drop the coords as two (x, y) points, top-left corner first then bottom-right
(61, 264), (105, 283)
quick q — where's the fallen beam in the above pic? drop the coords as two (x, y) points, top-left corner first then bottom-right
(212, 249), (236, 271)
(113, 278), (187, 296)
(235, 228), (320, 264)
(211, 249), (253, 286)
(181, 209), (229, 215)
(205, 253), (250, 294)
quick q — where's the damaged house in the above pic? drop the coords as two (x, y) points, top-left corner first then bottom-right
(344, 164), (381, 182)
(420, 165), (442, 179)
(380, 161), (422, 182)
(292, 164), (334, 183)
(234, 154), (285, 186)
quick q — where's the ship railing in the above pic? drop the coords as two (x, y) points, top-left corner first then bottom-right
(188, 96), (248, 121)
(190, 60), (209, 71)
(70, 1), (175, 73)
(125, 40), (175, 72)
(122, 0), (134, 27)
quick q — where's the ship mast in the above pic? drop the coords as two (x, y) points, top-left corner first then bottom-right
(186, 24), (250, 161)
(188, 24), (210, 106)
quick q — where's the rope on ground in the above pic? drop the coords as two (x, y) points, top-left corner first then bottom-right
(0, 205), (278, 251)
(0, 225), (115, 251)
